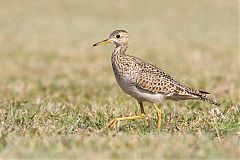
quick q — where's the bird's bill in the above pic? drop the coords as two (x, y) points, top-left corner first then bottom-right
(93, 39), (112, 47)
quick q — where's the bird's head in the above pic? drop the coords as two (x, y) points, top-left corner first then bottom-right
(93, 30), (128, 47)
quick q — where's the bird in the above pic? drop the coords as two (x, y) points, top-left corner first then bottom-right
(93, 30), (219, 131)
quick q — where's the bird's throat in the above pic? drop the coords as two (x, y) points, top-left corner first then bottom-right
(112, 45), (128, 57)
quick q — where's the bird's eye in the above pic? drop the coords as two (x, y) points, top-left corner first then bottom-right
(116, 34), (120, 38)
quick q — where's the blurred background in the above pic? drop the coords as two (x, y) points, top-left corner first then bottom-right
(0, 0), (238, 103)
(0, 0), (239, 158)
(0, 0), (238, 101)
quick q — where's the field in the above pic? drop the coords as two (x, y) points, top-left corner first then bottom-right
(0, 0), (239, 159)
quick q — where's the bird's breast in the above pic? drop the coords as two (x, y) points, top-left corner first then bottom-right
(112, 61), (137, 94)
(111, 62), (165, 103)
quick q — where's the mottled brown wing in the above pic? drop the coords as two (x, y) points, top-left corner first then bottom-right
(132, 56), (191, 96)
(124, 55), (219, 105)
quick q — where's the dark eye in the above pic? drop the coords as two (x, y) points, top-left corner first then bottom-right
(116, 34), (120, 38)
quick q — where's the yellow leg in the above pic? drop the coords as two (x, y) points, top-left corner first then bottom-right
(152, 103), (162, 131)
(103, 114), (145, 130)
(104, 101), (146, 130)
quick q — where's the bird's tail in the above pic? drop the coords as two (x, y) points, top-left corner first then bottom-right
(198, 95), (220, 106)
(189, 89), (220, 106)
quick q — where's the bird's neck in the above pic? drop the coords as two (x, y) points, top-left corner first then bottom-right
(112, 44), (128, 57)
(111, 44), (128, 72)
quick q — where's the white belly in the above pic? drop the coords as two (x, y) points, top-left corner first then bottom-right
(114, 72), (165, 103)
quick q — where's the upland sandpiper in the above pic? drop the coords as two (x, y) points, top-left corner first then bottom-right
(93, 30), (219, 131)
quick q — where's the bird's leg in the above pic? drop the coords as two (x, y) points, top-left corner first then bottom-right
(139, 101), (145, 115)
(152, 103), (162, 131)
(139, 101), (148, 124)
(103, 101), (146, 130)
(104, 114), (145, 130)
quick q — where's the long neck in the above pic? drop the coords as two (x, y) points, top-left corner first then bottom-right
(112, 44), (128, 57)
(111, 44), (128, 72)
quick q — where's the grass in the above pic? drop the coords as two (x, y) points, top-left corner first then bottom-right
(0, 0), (239, 159)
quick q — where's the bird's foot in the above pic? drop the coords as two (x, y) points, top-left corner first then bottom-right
(103, 114), (146, 131)
(104, 119), (120, 130)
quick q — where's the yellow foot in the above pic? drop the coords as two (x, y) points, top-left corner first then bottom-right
(103, 114), (145, 130)
(104, 119), (120, 130)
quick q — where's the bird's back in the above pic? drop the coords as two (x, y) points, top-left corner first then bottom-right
(112, 52), (219, 106)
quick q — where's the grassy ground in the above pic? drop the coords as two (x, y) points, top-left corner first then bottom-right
(0, 0), (239, 159)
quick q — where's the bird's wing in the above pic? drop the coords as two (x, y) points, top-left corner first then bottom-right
(124, 56), (220, 106)
(131, 56), (199, 97)
(130, 57), (208, 99)
(126, 55), (219, 105)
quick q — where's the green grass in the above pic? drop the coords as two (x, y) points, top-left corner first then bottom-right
(0, 0), (239, 159)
